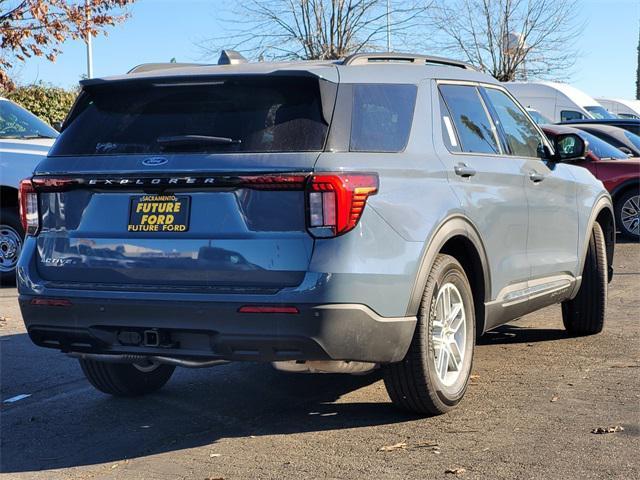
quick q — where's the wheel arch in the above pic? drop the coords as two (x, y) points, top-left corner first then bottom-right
(577, 196), (615, 289)
(610, 178), (639, 201)
(406, 215), (491, 336)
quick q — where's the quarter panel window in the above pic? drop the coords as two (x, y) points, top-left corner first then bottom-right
(350, 84), (417, 152)
(439, 84), (500, 154)
(483, 88), (544, 158)
(439, 94), (461, 152)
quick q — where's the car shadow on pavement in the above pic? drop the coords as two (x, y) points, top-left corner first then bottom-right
(0, 332), (419, 474)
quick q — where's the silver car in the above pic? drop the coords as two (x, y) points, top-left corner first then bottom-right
(18, 52), (614, 415)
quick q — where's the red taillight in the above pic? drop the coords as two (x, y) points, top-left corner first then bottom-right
(30, 298), (72, 307)
(19, 179), (39, 235)
(307, 173), (378, 237)
(238, 305), (300, 314)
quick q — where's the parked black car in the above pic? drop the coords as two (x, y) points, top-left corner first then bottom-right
(559, 118), (640, 136)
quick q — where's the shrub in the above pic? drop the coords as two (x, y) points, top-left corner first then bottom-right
(6, 83), (78, 125)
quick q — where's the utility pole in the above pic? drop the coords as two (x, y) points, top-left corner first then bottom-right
(86, 0), (94, 78)
(386, 0), (391, 52)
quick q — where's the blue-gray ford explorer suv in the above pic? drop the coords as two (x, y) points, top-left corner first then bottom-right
(17, 52), (615, 415)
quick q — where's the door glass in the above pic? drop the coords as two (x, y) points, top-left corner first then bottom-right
(483, 88), (544, 158)
(439, 84), (500, 154)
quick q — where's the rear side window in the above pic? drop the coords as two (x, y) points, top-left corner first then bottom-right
(50, 76), (331, 156)
(350, 84), (417, 152)
(439, 84), (500, 154)
(482, 88), (544, 158)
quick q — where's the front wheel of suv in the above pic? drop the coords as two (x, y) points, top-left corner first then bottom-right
(79, 359), (175, 396)
(383, 254), (475, 416)
(561, 222), (607, 336)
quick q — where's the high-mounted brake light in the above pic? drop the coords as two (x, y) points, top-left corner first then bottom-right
(306, 173), (379, 237)
(19, 179), (39, 235)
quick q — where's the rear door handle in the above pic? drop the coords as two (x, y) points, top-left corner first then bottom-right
(529, 171), (545, 183)
(454, 163), (476, 178)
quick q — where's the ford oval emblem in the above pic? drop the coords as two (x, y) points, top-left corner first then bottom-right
(142, 156), (168, 167)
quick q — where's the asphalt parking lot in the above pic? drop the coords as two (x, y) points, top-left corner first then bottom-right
(1, 239), (638, 480)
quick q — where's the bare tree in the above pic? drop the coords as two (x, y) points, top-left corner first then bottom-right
(200, 0), (431, 62)
(428, 0), (583, 81)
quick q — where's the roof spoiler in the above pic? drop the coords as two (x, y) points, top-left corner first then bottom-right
(342, 52), (475, 70)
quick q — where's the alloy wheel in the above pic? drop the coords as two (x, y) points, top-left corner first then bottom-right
(620, 194), (639, 237)
(431, 282), (467, 387)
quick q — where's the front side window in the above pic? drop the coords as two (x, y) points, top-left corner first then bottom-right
(439, 84), (500, 154)
(483, 88), (544, 158)
(561, 110), (585, 122)
(0, 100), (58, 139)
(350, 84), (417, 152)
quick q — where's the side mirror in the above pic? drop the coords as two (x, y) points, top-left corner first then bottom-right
(553, 133), (588, 162)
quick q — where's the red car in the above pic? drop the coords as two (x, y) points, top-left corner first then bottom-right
(543, 124), (639, 240)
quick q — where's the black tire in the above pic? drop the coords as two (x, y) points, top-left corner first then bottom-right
(0, 208), (24, 286)
(614, 188), (639, 240)
(383, 254), (475, 416)
(561, 222), (607, 336)
(79, 359), (175, 396)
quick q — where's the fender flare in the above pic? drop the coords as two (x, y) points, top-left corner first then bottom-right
(406, 215), (491, 317)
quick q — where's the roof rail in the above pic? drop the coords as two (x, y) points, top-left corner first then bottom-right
(342, 52), (475, 70)
(127, 63), (209, 74)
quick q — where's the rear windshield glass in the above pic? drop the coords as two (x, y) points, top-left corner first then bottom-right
(50, 76), (331, 156)
(350, 84), (416, 152)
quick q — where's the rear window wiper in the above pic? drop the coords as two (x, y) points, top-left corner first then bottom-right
(157, 135), (242, 148)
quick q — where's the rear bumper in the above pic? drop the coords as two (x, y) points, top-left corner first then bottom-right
(20, 296), (416, 363)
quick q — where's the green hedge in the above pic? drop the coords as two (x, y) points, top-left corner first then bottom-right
(6, 84), (78, 125)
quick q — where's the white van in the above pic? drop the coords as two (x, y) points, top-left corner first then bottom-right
(596, 98), (640, 119)
(503, 81), (615, 123)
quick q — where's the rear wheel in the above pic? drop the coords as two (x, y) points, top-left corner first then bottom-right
(561, 222), (607, 336)
(0, 209), (23, 285)
(615, 189), (639, 240)
(79, 359), (175, 396)
(383, 254), (475, 415)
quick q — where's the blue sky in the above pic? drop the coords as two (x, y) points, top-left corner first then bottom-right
(9, 0), (640, 99)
